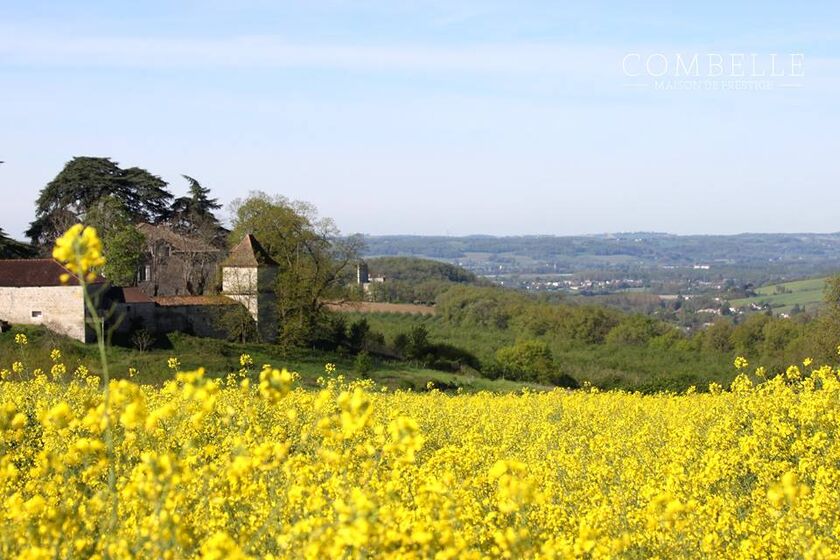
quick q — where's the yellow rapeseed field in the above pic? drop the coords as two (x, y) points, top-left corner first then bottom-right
(1, 225), (837, 559)
(1, 346), (839, 559)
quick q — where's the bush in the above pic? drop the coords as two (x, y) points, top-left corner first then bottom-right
(130, 329), (155, 352)
(216, 305), (258, 343)
(423, 343), (481, 372)
(495, 340), (557, 384)
(354, 351), (373, 376)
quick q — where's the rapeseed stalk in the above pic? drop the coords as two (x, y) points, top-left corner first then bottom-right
(52, 224), (119, 535)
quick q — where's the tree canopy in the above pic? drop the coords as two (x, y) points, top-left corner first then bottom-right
(0, 228), (34, 259)
(167, 175), (224, 244)
(228, 192), (363, 347)
(27, 157), (173, 248)
(85, 197), (146, 286)
(362, 256), (481, 304)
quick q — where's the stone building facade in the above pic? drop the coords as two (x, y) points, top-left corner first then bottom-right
(220, 235), (278, 343)
(136, 223), (222, 297)
(0, 259), (103, 342)
(0, 234), (279, 344)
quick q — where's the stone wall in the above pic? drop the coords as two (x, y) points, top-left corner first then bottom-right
(138, 255), (219, 297)
(0, 286), (87, 342)
(222, 267), (277, 342)
(108, 302), (157, 336)
(146, 304), (231, 339)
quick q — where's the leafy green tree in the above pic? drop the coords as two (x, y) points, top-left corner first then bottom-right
(814, 275), (840, 361)
(825, 275), (840, 308)
(217, 304), (258, 343)
(730, 314), (771, 356)
(702, 320), (735, 353)
(560, 306), (620, 344)
(392, 333), (410, 356)
(27, 157), (172, 249)
(348, 318), (371, 353)
(85, 198), (146, 286)
(323, 314), (348, 350)
(228, 192), (362, 347)
(495, 340), (555, 383)
(436, 285), (516, 329)
(354, 351), (373, 376)
(406, 324), (430, 359)
(605, 315), (663, 346)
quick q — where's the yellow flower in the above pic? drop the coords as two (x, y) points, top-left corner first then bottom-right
(49, 349), (61, 362)
(42, 401), (74, 429)
(167, 357), (181, 371)
(51, 224), (106, 281)
(1, 357), (840, 557)
(258, 367), (294, 404)
(734, 356), (749, 370)
(200, 532), (250, 560)
(49, 363), (66, 380)
(14, 333), (28, 346)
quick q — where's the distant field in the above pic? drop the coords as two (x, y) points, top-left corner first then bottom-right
(326, 301), (436, 315)
(731, 277), (827, 314)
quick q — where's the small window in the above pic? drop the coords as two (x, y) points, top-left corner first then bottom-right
(137, 265), (152, 283)
(31, 311), (42, 318)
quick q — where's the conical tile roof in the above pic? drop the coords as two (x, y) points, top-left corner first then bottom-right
(222, 235), (278, 267)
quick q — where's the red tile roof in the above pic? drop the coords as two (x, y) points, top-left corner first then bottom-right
(105, 286), (155, 304)
(0, 259), (105, 287)
(153, 295), (239, 307)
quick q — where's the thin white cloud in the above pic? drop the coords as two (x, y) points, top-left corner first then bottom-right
(0, 28), (623, 77)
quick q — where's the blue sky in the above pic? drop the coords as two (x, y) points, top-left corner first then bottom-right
(1, 1), (839, 238)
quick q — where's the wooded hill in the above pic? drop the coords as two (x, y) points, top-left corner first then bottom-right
(361, 256), (486, 304)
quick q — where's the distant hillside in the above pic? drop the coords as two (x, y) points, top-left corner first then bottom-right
(362, 233), (840, 276)
(367, 256), (479, 284)
(731, 277), (827, 315)
(362, 256), (483, 304)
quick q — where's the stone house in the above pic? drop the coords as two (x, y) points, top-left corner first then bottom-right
(136, 223), (222, 297)
(0, 234), (280, 344)
(0, 259), (105, 342)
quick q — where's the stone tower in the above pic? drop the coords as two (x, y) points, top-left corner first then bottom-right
(221, 234), (278, 342)
(357, 261), (369, 284)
